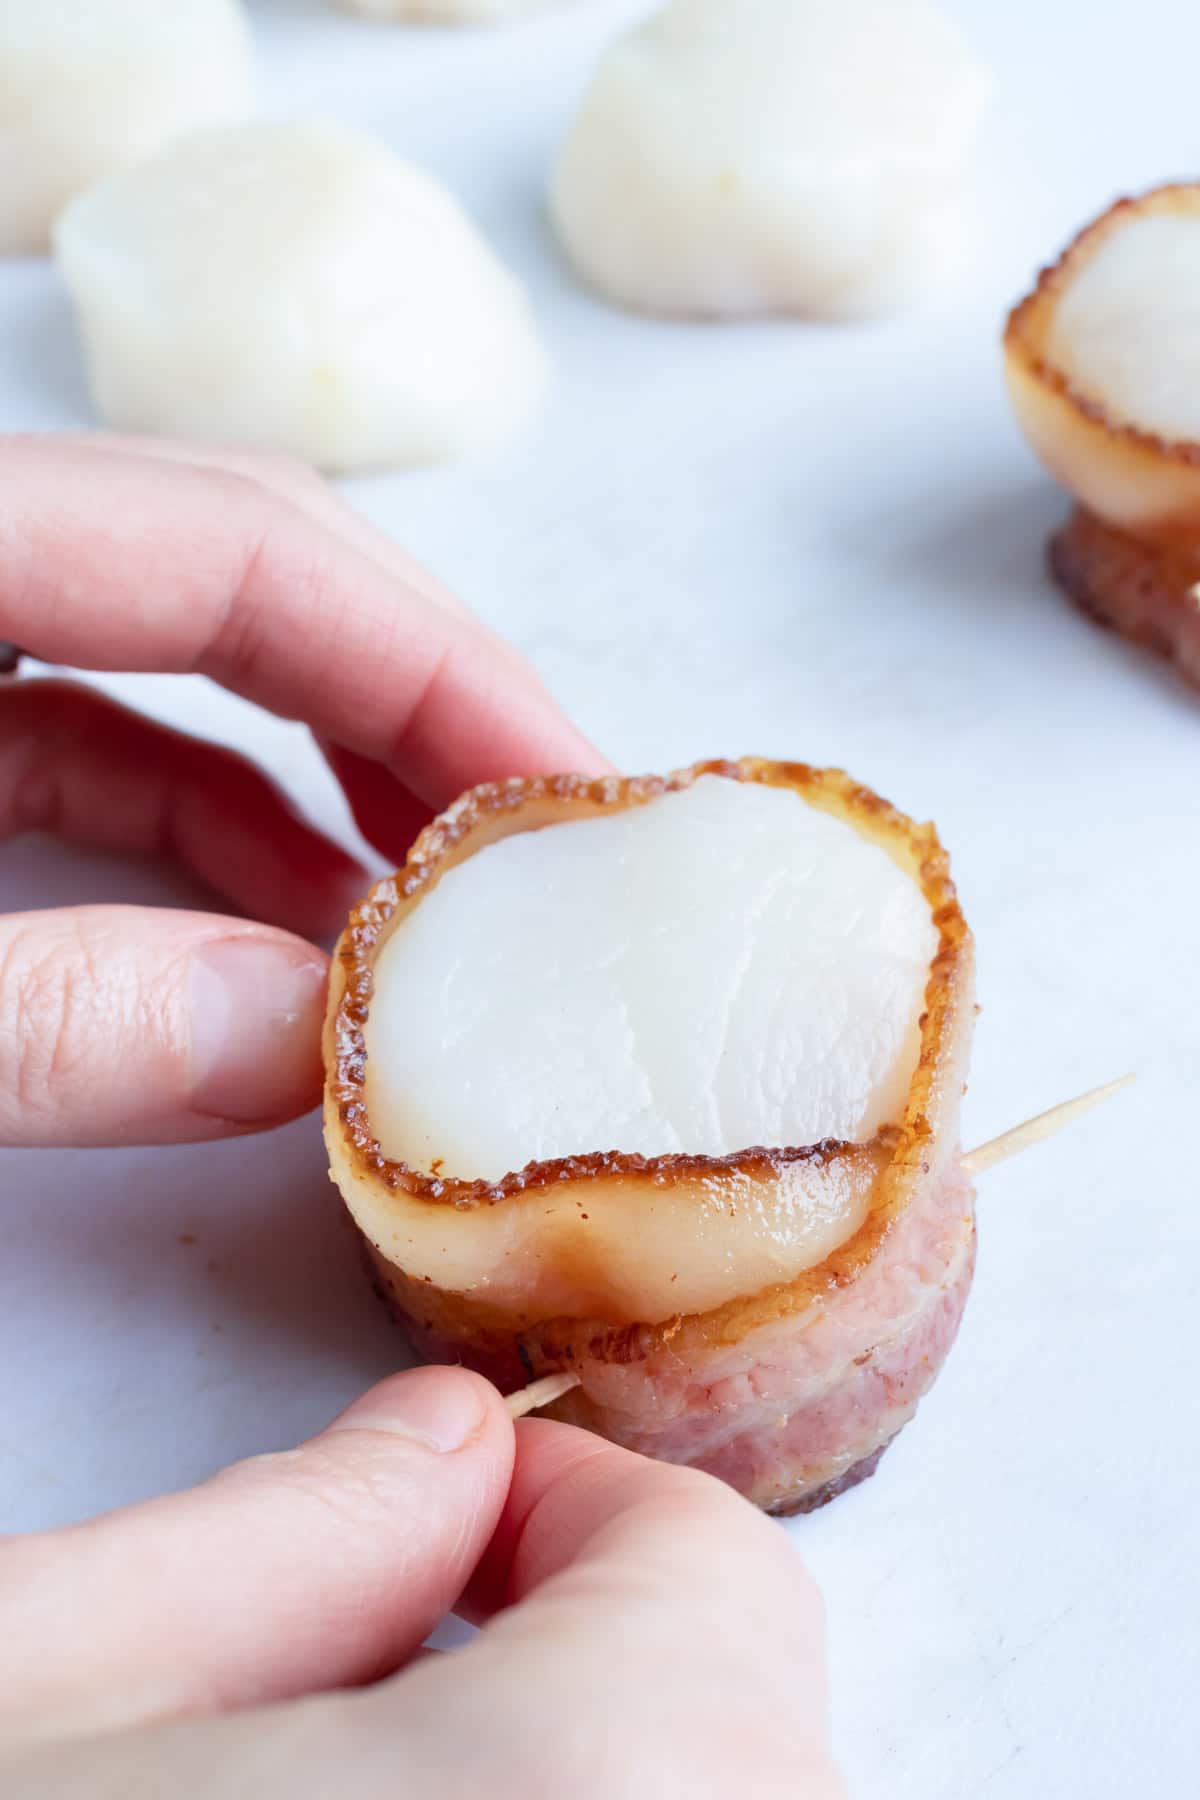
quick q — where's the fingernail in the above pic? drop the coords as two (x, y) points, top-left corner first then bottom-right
(330, 1367), (488, 1454)
(189, 937), (327, 1124)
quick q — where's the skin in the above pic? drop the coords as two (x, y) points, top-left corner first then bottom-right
(0, 435), (843, 1797)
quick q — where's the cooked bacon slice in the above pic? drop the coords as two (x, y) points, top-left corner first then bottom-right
(1049, 507), (1200, 689)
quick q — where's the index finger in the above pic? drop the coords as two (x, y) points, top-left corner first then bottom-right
(0, 436), (607, 807)
(423, 1422), (844, 1798)
(462, 1421), (822, 1635)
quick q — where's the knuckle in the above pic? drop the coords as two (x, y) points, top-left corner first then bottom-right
(0, 917), (177, 1133)
(216, 521), (336, 704)
(0, 921), (94, 1121)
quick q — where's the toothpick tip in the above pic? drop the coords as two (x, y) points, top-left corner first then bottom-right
(505, 1371), (581, 1419)
(963, 1072), (1135, 1179)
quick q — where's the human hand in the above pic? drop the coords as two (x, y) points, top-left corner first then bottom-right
(0, 432), (603, 1146)
(0, 1364), (843, 1798)
(0, 438), (842, 1795)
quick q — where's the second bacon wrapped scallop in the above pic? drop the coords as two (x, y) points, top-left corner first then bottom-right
(1005, 182), (1200, 688)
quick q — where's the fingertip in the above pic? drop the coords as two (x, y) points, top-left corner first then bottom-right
(188, 932), (329, 1127)
(320, 739), (436, 867)
(0, 907), (332, 1147)
(554, 736), (617, 783)
(511, 1416), (617, 1488)
(463, 1418), (822, 1634)
(331, 1366), (515, 1465)
(460, 1421), (651, 1621)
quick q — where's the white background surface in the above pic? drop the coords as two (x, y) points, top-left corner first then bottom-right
(0, 2), (1197, 1794)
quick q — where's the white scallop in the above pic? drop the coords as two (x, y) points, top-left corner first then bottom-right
(365, 776), (938, 1182)
(549, 0), (987, 319)
(333, 0), (564, 20)
(0, 0), (252, 256)
(54, 120), (547, 471)
(1046, 213), (1200, 445)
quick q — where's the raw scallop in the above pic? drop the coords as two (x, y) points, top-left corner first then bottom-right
(54, 120), (547, 472)
(549, 0), (987, 318)
(0, 0), (252, 256)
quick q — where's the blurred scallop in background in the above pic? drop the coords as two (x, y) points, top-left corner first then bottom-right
(0, 0), (253, 256)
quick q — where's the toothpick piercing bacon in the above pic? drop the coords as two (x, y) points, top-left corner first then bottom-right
(501, 1077), (1133, 1422)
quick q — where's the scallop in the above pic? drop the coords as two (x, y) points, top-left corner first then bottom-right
(329, 752), (978, 1317)
(53, 119), (547, 472)
(548, 0), (988, 319)
(1005, 185), (1200, 689)
(367, 777), (935, 1177)
(0, 0), (252, 256)
(325, 760), (977, 1510)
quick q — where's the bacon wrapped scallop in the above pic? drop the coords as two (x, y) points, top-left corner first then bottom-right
(324, 759), (975, 1514)
(1005, 183), (1200, 687)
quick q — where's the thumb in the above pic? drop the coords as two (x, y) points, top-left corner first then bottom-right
(0, 1367), (515, 1746)
(0, 904), (329, 1145)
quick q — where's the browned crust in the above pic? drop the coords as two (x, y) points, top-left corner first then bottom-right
(1050, 505), (1200, 688)
(330, 760), (965, 1204)
(765, 1440), (895, 1517)
(1004, 182), (1200, 468)
(325, 758), (973, 1359)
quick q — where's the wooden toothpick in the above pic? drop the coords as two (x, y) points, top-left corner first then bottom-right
(962, 1074), (1134, 1178)
(502, 1076), (1134, 1418)
(505, 1370), (582, 1419)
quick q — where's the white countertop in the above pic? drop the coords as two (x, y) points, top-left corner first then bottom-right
(1, 2), (1197, 1794)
